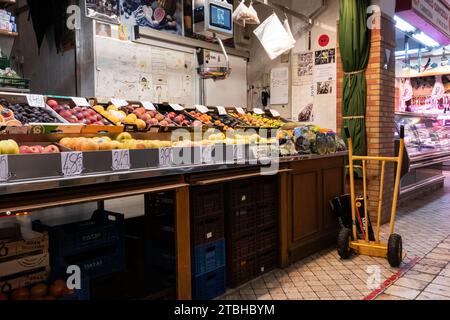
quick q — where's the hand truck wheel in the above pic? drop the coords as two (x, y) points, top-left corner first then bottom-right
(387, 234), (403, 267)
(337, 228), (353, 259)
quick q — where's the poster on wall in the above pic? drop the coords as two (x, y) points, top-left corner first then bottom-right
(86, 0), (121, 24)
(293, 52), (314, 86)
(121, 0), (183, 35)
(315, 48), (336, 65)
(292, 85), (314, 121)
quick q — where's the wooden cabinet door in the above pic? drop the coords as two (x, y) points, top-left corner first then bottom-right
(322, 166), (343, 233)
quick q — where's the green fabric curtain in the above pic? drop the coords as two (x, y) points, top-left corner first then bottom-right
(339, 0), (371, 177)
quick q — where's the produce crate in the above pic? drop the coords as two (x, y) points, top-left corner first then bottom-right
(228, 180), (257, 208)
(0, 77), (30, 89)
(0, 252), (50, 278)
(255, 226), (278, 253)
(227, 255), (256, 289)
(149, 215), (175, 246)
(229, 232), (255, 261)
(192, 213), (224, 245)
(255, 249), (278, 276)
(32, 210), (125, 279)
(192, 266), (226, 300)
(255, 205), (278, 230)
(146, 192), (175, 218)
(0, 269), (49, 293)
(258, 177), (278, 203)
(190, 185), (225, 218)
(192, 239), (225, 276)
(0, 231), (48, 261)
(150, 245), (176, 273)
(227, 206), (256, 237)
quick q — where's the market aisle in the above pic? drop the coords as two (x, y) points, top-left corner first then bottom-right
(222, 176), (450, 300)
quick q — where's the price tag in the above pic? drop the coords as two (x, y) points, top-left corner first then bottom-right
(235, 107), (246, 115)
(253, 108), (265, 115)
(233, 144), (245, 160)
(61, 152), (83, 177)
(270, 109), (281, 117)
(159, 148), (174, 167)
(71, 97), (90, 107)
(201, 145), (213, 164)
(195, 105), (209, 113)
(112, 149), (130, 171)
(169, 104), (184, 111)
(141, 101), (156, 110)
(110, 99), (129, 107)
(26, 94), (45, 107)
(0, 155), (9, 182)
(217, 106), (227, 115)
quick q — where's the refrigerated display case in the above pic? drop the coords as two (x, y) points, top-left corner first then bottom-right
(395, 112), (450, 199)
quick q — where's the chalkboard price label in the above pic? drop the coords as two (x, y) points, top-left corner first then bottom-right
(61, 152), (83, 177)
(112, 149), (130, 171)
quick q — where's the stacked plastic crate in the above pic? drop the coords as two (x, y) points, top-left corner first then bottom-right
(190, 185), (226, 300)
(226, 177), (279, 288)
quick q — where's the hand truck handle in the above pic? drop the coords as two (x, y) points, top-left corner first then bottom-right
(399, 125), (405, 139)
(344, 127), (351, 139)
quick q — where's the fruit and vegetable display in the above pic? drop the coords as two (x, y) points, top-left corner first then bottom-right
(6, 103), (59, 124)
(119, 105), (198, 127)
(290, 125), (346, 155)
(210, 113), (245, 130)
(188, 111), (215, 127)
(47, 99), (110, 126)
(0, 104), (21, 126)
(229, 113), (284, 128)
(0, 280), (76, 300)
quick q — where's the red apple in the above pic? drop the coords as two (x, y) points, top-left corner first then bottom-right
(73, 106), (82, 113)
(53, 105), (63, 113)
(96, 114), (103, 121)
(82, 111), (90, 118)
(88, 115), (97, 123)
(35, 145), (45, 153)
(19, 146), (31, 154)
(44, 145), (60, 153)
(47, 99), (58, 108)
(60, 110), (72, 118)
(75, 112), (84, 120)
(29, 146), (41, 154)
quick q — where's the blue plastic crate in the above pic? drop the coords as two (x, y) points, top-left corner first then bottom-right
(193, 239), (226, 276)
(193, 266), (226, 300)
(33, 210), (124, 257)
(33, 210), (125, 279)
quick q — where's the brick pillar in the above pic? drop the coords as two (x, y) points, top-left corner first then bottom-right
(337, 13), (396, 224)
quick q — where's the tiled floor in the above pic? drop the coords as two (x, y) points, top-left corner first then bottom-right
(221, 177), (450, 300)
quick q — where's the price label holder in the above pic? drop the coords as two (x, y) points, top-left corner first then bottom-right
(233, 144), (245, 162)
(217, 106), (227, 115)
(141, 101), (156, 110)
(112, 149), (130, 171)
(71, 97), (90, 107)
(169, 104), (184, 111)
(61, 152), (83, 177)
(159, 147), (174, 168)
(235, 107), (246, 115)
(201, 145), (214, 164)
(0, 155), (10, 182)
(253, 108), (265, 115)
(270, 109), (280, 117)
(195, 105), (209, 113)
(110, 99), (129, 107)
(26, 94), (45, 107)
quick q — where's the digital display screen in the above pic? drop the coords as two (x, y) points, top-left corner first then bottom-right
(209, 4), (232, 31)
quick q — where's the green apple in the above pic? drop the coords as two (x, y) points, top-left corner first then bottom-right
(0, 140), (19, 155)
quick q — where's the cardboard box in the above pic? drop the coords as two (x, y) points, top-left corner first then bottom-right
(0, 252), (50, 278)
(0, 270), (49, 292)
(0, 232), (48, 262)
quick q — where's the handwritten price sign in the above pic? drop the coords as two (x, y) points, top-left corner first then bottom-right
(159, 148), (174, 167)
(71, 97), (90, 107)
(0, 155), (9, 182)
(201, 145), (214, 164)
(26, 94), (45, 107)
(112, 149), (130, 171)
(233, 144), (245, 161)
(61, 152), (83, 177)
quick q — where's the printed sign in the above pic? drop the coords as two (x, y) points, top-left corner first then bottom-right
(235, 107), (246, 115)
(169, 104), (184, 111)
(0, 155), (9, 182)
(195, 105), (209, 113)
(253, 108), (265, 115)
(318, 34), (330, 47)
(71, 97), (90, 107)
(61, 152), (83, 177)
(270, 109), (280, 117)
(27, 95), (45, 107)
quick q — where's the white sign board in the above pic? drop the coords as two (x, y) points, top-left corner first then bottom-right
(159, 148), (174, 167)
(27, 95), (45, 107)
(195, 105), (209, 113)
(169, 104), (184, 111)
(72, 97), (90, 107)
(0, 155), (9, 182)
(112, 149), (130, 171)
(111, 99), (129, 107)
(61, 152), (83, 177)
(141, 101), (156, 110)
(217, 106), (227, 115)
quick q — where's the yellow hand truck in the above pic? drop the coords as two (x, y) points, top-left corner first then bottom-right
(338, 126), (405, 267)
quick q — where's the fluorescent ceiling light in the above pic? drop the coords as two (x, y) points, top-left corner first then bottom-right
(413, 32), (440, 47)
(394, 15), (416, 33)
(395, 48), (429, 57)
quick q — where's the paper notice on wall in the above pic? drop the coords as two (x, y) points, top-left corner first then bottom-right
(270, 67), (289, 105)
(293, 52), (314, 86)
(314, 63), (336, 82)
(292, 85), (314, 122)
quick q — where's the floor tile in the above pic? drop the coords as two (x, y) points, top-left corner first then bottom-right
(376, 294), (407, 300)
(424, 283), (450, 298)
(416, 292), (449, 300)
(384, 285), (421, 300)
(394, 277), (429, 290)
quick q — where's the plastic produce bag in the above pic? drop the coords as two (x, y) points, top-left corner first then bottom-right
(283, 18), (296, 47)
(245, 2), (260, 25)
(233, 0), (252, 27)
(253, 13), (295, 60)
